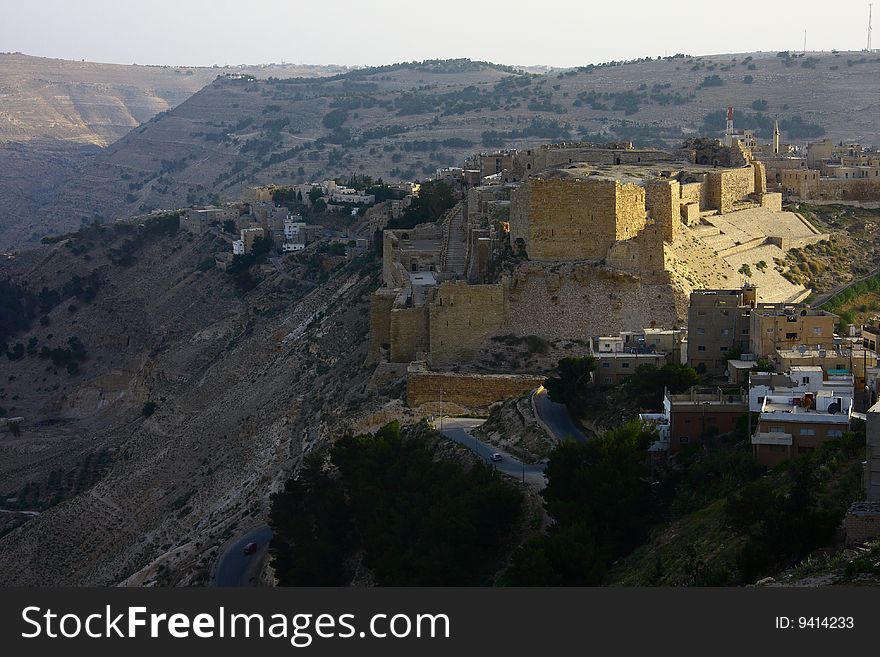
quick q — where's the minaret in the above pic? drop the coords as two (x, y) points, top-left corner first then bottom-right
(773, 119), (780, 155)
(724, 106), (735, 146)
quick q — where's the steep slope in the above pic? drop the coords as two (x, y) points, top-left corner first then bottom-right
(17, 52), (878, 250)
(0, 54), (340, 250)
(0, 54), (340, 146)
(0, 221), (390, 585)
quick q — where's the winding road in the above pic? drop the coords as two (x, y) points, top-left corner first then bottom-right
(212, 524), (272, 587)
(532, 386), (590, 443)
(436, 417), (547, 487)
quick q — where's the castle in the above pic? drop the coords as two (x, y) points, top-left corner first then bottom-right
(368, 140), (827, 376)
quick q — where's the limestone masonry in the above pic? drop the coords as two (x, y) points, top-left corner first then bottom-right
(369, 140), (828, 404)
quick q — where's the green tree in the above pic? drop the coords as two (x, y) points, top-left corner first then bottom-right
(544, 356), (597, 413)
(386, 180), (455, 229)
(505, 422), (653, 585)
(623, 363), (700, 409)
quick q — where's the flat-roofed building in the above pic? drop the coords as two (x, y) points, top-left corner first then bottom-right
(752, 390), (853, 467)
(687, 287), (757, 377)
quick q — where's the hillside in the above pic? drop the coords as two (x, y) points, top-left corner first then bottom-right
(0, 53), (340, 250)
(0, 218), (396, 585)
(0, 53), (340, 146)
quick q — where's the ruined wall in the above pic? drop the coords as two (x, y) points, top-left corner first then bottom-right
(389, 305), (429, 363)
(427, 281), (506, 365)
(512, 145), (680, 179)
(707, 166), (756, 213)
(811, 178), (880, 202)
(679, 181), (706, 209)
(382, 231), (402, 288)
(510, 178), (645, 261)
(406, 366), (545, 408)
(503, 261), (683, 340)
(760, 192), (783, 212)
(753, 161), (768, 194)
(366, 289), (396, 364)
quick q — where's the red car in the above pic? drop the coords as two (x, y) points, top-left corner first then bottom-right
(243, 541), (258, 555)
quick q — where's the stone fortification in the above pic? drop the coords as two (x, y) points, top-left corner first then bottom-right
(406, 363), (544, 409)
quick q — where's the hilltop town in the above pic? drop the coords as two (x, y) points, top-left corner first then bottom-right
(3, 51), (880, 587)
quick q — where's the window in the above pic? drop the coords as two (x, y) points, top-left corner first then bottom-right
(698, 345), (706, 352)
(696, 328), (706, 335)
(799, 428), (815, 435)
(604, 377), (612, 384)
(721, 328), (730, 336)
(602, 362), (610, 368)
(812, 327), (823, 335)
(679, 437), (689, 444)
(770, 426), (786, 433)
(785, 332), (798, 340)
(622, 363), (630, 369)
(720, 346), (728, 352)
(827, 429), (844, 438)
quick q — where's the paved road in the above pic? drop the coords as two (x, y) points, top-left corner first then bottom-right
(532, 386), (589, 443)
(437, 417), (547, 487)
(213, 524), (272, 587)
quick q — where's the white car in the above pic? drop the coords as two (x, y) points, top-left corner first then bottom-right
(489, 453), (503, 462)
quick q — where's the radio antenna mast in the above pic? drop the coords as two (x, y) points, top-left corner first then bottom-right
(869, 3), (874, 52)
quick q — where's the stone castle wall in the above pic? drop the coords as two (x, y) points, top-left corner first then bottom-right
(706, 167), (757, 214)
(510, 178), (646, 261)
(366, 289), (396, 364)
(811, 178), (880, 202)
(406, 365), (545, 408)
(511, 146), (679, 179)
(428, 281), (506, 365)
(503, 261), (683, 340)
(389, 305), (428, 363)
(645, 180), (681, 243)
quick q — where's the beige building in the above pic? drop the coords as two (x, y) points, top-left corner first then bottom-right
(687, 287), (757, 377)
(181, 206), (241, 234)
(748, 305), (837, 357)
(774, 346), (877, 387)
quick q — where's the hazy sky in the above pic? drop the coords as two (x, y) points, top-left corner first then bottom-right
(1, 0), (874, 68)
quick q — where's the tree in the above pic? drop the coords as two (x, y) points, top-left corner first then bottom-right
(544, 357), (596, 413)
(624, 363), (700, 409)
(505, 422), (653, 585)
(386, 180), (455, 229)
(308, 186), (325, 204)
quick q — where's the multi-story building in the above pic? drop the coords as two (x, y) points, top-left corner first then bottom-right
(181, 206), (241, 234)
(687, 287), (757, 377)
(664, 387), (749, 452)
(592, 327), (687, 386)
(748, 304), (837, 357)
(774, 345), (877, 387)
(748, 366), (854, 412)
(752, 390), (853, 467)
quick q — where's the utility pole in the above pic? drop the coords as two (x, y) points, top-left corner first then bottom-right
(803, 29), (807, 54)
(868, 4), (874, 52)
(439, 387), (443, 434)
